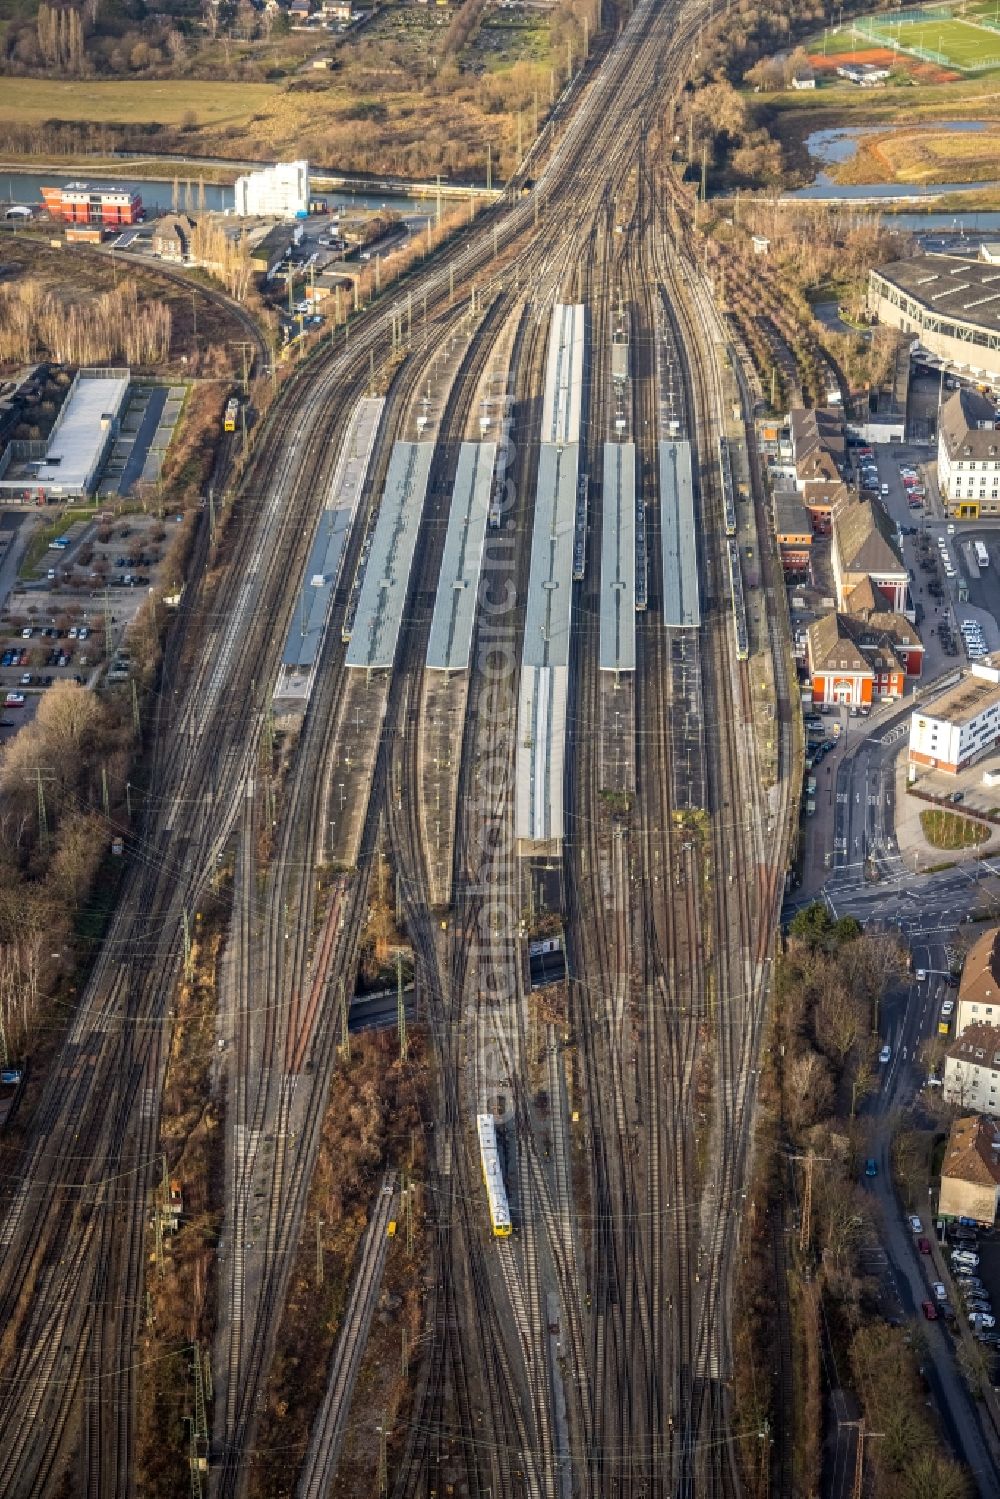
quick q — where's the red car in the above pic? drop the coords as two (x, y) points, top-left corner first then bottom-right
(921, 1300), (938, 1320)
(918, 1237), (932, 1255)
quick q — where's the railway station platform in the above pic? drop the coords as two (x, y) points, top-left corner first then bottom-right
(274, 396), (383, 706)
(660, 439), (701, 630)
(345, 440), (435, 671)
(599, 441), (636, 673)
(426, 441), (496, 673)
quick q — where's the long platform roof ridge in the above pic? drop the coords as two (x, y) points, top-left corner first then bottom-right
(345, 439), (435, 670)
(515, 663), (567, 846)
(522, 442), (579, 669)
(426, 441), (496, 672)
(599, 441), (636, 671)
(281, 396), (384, 675)
(541, 302), (586, 446)
(659, 439), (701, 630)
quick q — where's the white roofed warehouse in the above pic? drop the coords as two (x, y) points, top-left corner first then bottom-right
(0, 368), (129, 500)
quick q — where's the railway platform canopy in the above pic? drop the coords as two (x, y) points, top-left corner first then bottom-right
(275, 396), (383, 702)
(599, 441), (636, 672)
(515, 662), (567, 853)
(516, 304), (587, 852)
(523, 443), (579, 668)
(426, 441), (496, 672)
(660, 438), (701, 629)
(542, 302), (586, 445)
(345, 439), (434, 671)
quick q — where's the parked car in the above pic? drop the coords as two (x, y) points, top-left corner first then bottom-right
(933, 1282), (948, 1301)
(918, 1237), (932, 1255)
(908, 1215), (923, 1234)
(879, 1044), (891, 1064)
(921, 1300), (938, 1320)
(972, 1313), (996, 1329)
(865, 1158), (878, 1178)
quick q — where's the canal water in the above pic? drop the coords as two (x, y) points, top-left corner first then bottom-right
(0, 167), (423, 218)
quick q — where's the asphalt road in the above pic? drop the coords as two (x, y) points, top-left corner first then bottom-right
(785, 692), (1000, 1490)
(861, 968), (1000, 1496)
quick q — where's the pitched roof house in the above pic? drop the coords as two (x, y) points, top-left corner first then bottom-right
(956, 928), (1000, 1038)
(939, 1114), (1000, 1225)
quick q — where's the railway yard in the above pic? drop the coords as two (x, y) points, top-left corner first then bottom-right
(0, 0), (797, 1494)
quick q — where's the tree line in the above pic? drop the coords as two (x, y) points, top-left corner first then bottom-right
(0, 279), (171, 367)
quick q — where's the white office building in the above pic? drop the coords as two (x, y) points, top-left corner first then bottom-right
(234, 160), (310, 220)
(909, 661), (1000, 775)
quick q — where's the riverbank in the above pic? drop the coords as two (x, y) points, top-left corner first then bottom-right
(0, 155), (498, 198)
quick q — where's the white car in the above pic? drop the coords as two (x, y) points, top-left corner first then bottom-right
(972, 1313), (996, 1329)
(916, 968), (927, 980)
(908, 1215), (923, 1233)
(933, 1281), (948, 1301)
(942, 1000), (955, 1017)
(879, 1043), (891, 1064)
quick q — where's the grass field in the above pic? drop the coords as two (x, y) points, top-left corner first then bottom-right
(0, 77), (277, 130)
(0, 26), (556, 179)
(859, 15), (1000, 70)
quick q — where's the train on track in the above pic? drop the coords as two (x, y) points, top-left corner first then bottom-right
(727, 537), (749, 661)
(224, 397), (240, 433)
(573, 472), (588, 581)
(719, 437), (737, 538)
(477, 1113), (511, 1237)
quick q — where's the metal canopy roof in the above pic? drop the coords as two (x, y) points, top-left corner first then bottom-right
(541, 303), (585, 446)
(345, 439), (434, 670)
(426, 441), (495, 672)
(515, 663), (567, 846)
(282, 396), (383, 674)
(660, 439), (700, 629)
(599, 441), (636, 671)
(522, 443), (578, 669)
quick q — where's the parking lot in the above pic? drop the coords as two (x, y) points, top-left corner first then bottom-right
(0, 506), (179, 736)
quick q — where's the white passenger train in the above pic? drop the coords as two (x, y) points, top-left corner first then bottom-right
(477, 1113), (512, 1237)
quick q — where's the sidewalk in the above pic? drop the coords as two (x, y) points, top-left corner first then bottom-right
(894, 756), (1000, 872)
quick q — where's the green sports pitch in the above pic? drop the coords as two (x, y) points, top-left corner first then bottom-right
(858, 14), (1000, 69)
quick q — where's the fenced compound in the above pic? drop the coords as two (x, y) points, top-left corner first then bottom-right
(849, 10), (1000, 70)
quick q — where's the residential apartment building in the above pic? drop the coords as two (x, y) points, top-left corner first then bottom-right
(789, 407), (846, 486)
(955, 927), (1000, 1038)
(909, 665), (1000, 774)
(801, 478), (849, 537)
(773, 488), (812, 579)
(938, 387), (1000, 518)
(944, 1023), (1000, 1113)
(939, 1114), (1000, 1226)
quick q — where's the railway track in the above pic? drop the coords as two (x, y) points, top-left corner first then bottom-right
(0, 0), (798, 1492)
